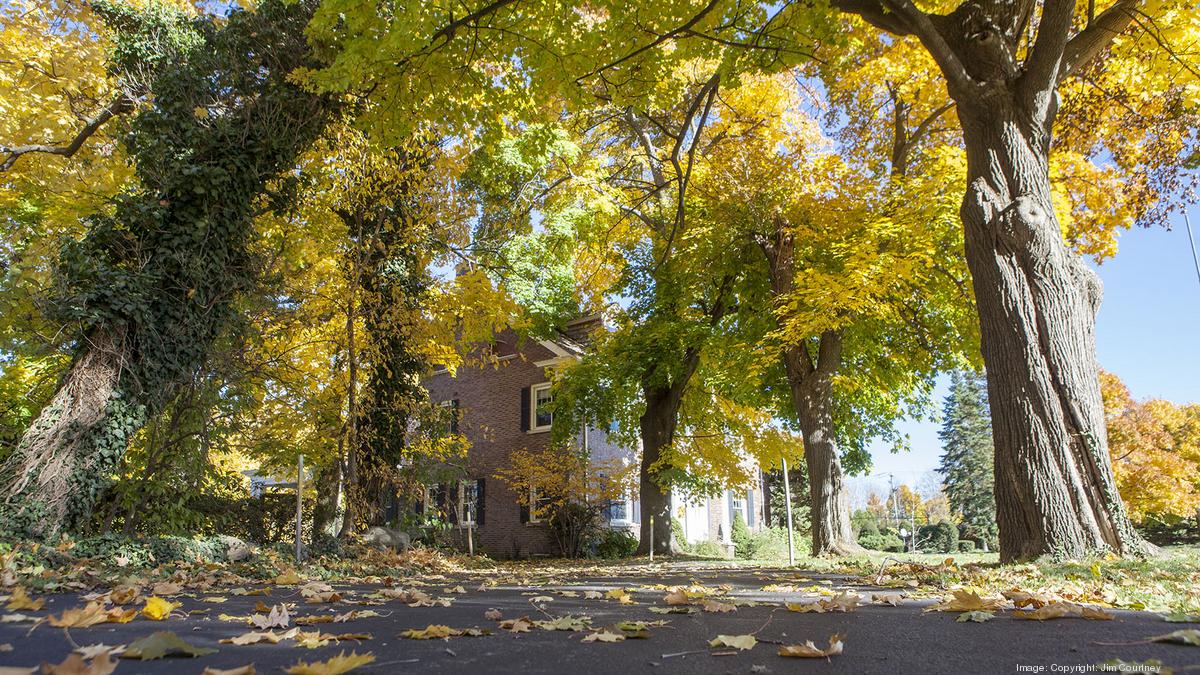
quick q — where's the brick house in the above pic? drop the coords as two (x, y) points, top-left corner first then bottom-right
(421, 317), (767, 558)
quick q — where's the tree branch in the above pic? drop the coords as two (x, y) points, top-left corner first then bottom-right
(1021, 0), (1079, 96)
(1061, 0), (1139, 80)
(1, 94), (133, 172)
(576, 0), (721, 85)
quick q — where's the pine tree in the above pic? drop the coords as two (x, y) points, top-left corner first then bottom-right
(938, 371), (997, 548)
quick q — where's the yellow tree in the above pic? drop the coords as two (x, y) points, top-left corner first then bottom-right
(1101, 371), (1200, 523)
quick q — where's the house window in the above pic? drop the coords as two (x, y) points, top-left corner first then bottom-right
(439, 399), (459, 434)
(605, 497), (630, 523)
(458, 479), (480, 525)
(530, 382), (553, 432)
(528, 486), (553, 523)
(731, 494), (747, 525)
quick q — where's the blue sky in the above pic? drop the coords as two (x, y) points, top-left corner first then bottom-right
(852, 205), (1200, 497)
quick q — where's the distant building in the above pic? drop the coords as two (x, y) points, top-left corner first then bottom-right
(421, 316), (765, 558)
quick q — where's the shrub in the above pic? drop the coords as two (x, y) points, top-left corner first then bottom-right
(857, 520), (880, 538)
(742, 526), (808, 561)
(731, 514), (752, 559)
(859, 533), (905, 552)
(689, 540), (726, 558)
(918, 521), (959, 553)
(596, 528), (638, 559)
(957, 540), (976, 553)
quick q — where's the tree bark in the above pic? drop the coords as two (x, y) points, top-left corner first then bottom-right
(957, 97), (1147, 561)
(311, 459), (342, 540)
(635, 384), (686, 556)
(832, 0), (1150, 561)
(756, 225), (862, 556)
(0, 327), (142, 537)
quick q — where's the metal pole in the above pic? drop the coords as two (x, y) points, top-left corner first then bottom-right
(1185, 213), (1200, 290)
(782, 457), (796, 566)
(649, 516), (654, 562)
(295, 454), (304, 562)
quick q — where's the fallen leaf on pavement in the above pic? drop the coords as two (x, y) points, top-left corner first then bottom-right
(122, 631), (217, 659)
(250, 604), (290, 630)
(582, 591), (603, 600)
(108, 586), (139, 605)
(534, 616), (590, 631)
(499, 617), (533, 633)
(1, 614), (36, 623)
(275, 571), (305, 585)
(925, 590), (1005, 613)
(6, 588), (43, 611)
(1164, 613), (1200, 623)
(49, 603), (135, 628)
(284, 651), (375, 675)
(663, 590), (689, 606)
(220, 628), (300, 645)
(648, 606), (695, 615)
(141, 596), (181, 621)
(581, 630), (625, 643)
(1013, 603), (1114, 621)
(73, 645), (125, 659)
(778, 634), (844, 658)
(710, 635), (756, 651)
(873, 593), (904, 606)
(957, 611), (995, 623)
(201, 666), (256, 675)
(701, 600), (736, 613)
(1003, 589), (1056, 609)
(484, 609), (503, 621)
(605, 589), (635, 604)
(152, 583), (183, 596)
(400, 625), (458, 640)
(40, 652), (117, 675)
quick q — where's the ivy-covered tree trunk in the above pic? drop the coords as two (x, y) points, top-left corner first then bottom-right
(0, 0), (335, 537)
(0, 328), (143, 536)
(835, 0), (1149, 561)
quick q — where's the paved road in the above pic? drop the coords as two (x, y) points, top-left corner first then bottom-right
(1, 564), (1195, 674)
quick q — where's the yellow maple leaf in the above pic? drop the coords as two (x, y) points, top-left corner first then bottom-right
(141, 596), (181, 621)
(5, 587), (43, 611)
(399, 625), (458, 640)
(285, 650), (375, 675)
(581, 630), (625, 643)
(275, 570), (305, 585)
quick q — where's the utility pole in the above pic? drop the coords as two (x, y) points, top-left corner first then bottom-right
(887, 473), (896, 530)
(294, 454), (304, 562)
(782, 457), (796, 566)
(1186, 213), (1200, 290)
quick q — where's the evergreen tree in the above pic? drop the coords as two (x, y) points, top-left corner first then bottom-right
(938, 371), (997, 547)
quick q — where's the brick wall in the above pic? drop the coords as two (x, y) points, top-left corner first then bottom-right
(423, 334), (562, 558)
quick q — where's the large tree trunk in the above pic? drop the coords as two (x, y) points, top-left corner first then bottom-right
(757, 226), (861, 556)
(0, 328), (142, 537)
(958, 99), (1147, 561)
(635, 386), (683, 556)
(785, 340), (864, 557)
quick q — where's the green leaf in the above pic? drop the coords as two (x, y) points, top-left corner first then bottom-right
(956, 611), (994, 623)
(122, 631), (218, 659)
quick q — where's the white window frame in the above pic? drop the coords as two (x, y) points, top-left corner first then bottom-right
(731, 495), (747, 524)
(528, 485), (552, 524)
(529, 382), (553, 433)
(607, 493), (633, 525)
(457, 480), (478, 527)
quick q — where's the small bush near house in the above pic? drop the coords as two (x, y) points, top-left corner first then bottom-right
(596, 529), (638, 559)
(740, 526), (809, 561)
(958, 540), (976, 553)
(689, 539), (726, 558)
(731, 514), (753, 558)
(857, 520), (880, 539)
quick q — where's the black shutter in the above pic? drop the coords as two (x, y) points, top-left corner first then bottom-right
(520, 386), (530, 432)
(476, 479), (486, 527)
(519, 489), (530, 524)
(450, 399), (460, 434)
(448, 483), (459, 524)
(434, 484), (447, 520)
